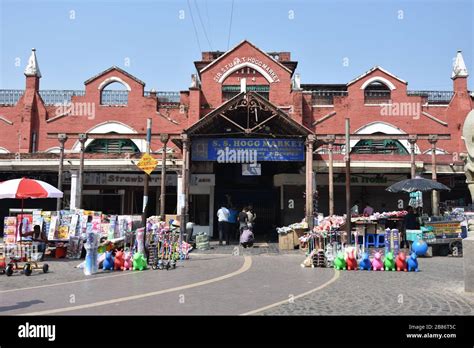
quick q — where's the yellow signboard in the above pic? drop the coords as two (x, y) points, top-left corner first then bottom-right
(137, 153), (158, 175)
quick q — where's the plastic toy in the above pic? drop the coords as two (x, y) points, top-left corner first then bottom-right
(84, 232), (99, 276)
(114, 250), (124, 271)
(383, 251), (396, 271)
(358, 252), (372, 271)
(312, 249), (327, 268)
(333, 252), (346, 270)
(132, 252), (147, 271)
(123, 251), (133, 271)
(412, 239), (428, 256)
(407, 252), (419, 272)
(372, 251), (384, 271)
(395, 251), (408, 272)
(103, 251), (114, 271)
(346, 249), (358, 270)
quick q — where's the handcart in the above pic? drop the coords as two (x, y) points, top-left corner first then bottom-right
(5, 241), (49, 276)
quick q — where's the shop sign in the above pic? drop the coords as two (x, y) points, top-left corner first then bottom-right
(136, 153), (158, 175)
(242, 163), (261, 176)
(64, 173), (177, 186)
(192, 138), (304, 162)
(213, 56), (281, 83)
(190, 174), (215, 186)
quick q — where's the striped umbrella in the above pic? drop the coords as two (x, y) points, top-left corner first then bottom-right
(0, 178), (63, 199)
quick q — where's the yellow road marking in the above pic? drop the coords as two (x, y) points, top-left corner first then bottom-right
(240, 269), (340, 315)
(21, 256), (252, 315)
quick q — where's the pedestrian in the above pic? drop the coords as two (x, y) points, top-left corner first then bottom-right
(240, 224), (254, 249)
(246, 205), (256, 228)
(402, 206), (419, 248)
(238, 207), (248, 233)
(228, 205), (239, 242)
(217, 204), (230, 246)
(363, 202), (374, 216)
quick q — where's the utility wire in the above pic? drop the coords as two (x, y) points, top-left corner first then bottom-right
(227, 0), (234, 50)
(194, 0), (213, 50)
(187, 0), (202, 52)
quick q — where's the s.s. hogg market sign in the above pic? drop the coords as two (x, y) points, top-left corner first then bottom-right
(192, 138), (304, 162)
(213, 56), (281, 83)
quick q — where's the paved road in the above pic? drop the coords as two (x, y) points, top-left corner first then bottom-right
(1, 248), (473, 315)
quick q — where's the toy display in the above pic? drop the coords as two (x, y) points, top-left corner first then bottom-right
(383, 251), (396, 271)
(407, 252), (419, 272)
(412, 239), (428, 256)
(346, 249), (358, 270)
(372, 251), (384, 271)
(333, 252), (346, 270)
(359, 252), (372, 270)
(395, 252), (408, 272)
(123, 251), (133, 271)
(132, 252), (147, 271)
(103, 251), (114, 271)
(84, 232), (99, 276)
(114, 250), (124, 271)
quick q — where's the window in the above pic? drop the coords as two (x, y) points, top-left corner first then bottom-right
(351, 139), (408, 155)
(85, 138), (139, 154)
(364, 82), (391, 104)
(100, 82), (129, 106)
(222, 85), (269, 101)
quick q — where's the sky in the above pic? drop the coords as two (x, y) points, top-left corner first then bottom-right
(0, 0), (473, 91)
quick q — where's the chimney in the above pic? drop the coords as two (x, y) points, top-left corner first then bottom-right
(452, 50), (468, 93)
(24, 48), (41, 91)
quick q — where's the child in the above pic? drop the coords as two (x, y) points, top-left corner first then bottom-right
(240, 224), (254, 248)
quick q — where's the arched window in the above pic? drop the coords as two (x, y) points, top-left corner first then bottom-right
(364, 81), (391, 104)
(351, 137), (408, 155)
(100, 81), (129, 106)
(85, 137), (140, 154)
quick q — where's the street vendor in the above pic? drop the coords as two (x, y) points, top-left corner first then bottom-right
(21, 224), (48, 253)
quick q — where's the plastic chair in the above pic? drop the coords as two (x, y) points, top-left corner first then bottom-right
(376, 234), (385, 248)
(366, 234), (376, 248)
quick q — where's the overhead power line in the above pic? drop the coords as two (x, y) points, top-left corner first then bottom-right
(187, 0), (202, 52)
(194, 0), (213, 50)
(227, 0), (234, 50)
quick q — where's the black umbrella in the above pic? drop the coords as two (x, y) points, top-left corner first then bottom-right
(386, 176), (451, 193)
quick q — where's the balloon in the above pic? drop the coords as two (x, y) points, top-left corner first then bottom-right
(412, 239), (428, 256)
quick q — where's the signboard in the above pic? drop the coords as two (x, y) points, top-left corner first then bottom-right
(190, 174), (215, 186)
(136, 153), (158, 175)
(192, 138), (305, 162)
(425, 221), (462, 238)
(64, 173), (177, 186)
(242, 163), (261, 176)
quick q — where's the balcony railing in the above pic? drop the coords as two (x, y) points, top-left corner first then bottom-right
(0, 90), (24, 105)
(100, 90), (128, 105)
(407, 90), (454, 104)
(157, 91), (180, 103)
(39, 90), (85, 105)
(364, 91), (391, 105)
(312, 90), (348, 105)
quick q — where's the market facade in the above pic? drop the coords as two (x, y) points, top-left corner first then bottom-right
(0, 40), (473, 240)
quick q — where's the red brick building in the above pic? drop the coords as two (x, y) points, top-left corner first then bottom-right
(0, 40), (472, 238)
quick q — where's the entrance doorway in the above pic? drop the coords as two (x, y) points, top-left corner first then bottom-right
(213, 161), (302, 241)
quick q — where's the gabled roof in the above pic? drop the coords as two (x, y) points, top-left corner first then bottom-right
(199, 40), (293, 75)
(84, 66), (145, 86)
(347, 66), (407, 86)
(183, 91), (313, 137)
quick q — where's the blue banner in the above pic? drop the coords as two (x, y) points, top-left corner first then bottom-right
(191, 138), (305, 162)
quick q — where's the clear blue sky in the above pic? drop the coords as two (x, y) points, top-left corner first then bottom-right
(1, 0), (473, 91)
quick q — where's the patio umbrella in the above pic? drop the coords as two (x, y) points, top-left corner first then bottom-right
(385, 176), (450, 193)
(0, 178), (63, 242)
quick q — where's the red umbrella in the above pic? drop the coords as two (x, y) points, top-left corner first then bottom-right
(0, 178), (63, 242)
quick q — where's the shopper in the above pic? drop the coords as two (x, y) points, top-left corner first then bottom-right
(238, 207), (248, 233)
(240, 224), (255, 248)
(403, 206), (419, 248)
(247, 205), (256, 228)
(363, 203), (374, 216)
(217, 204), (230, 246)
(228, 205), (239, 242)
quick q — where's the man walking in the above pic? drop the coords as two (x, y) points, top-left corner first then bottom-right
(217, 204), (230, 246)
